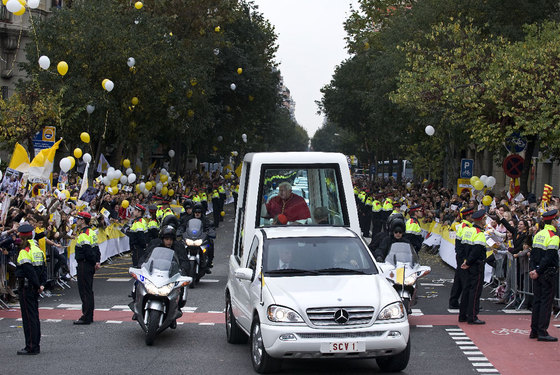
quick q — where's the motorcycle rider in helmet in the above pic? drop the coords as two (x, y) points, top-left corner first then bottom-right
(373, 215), (411, 262)
(190, 203), (215, 272)
(179, 199), (194, 233)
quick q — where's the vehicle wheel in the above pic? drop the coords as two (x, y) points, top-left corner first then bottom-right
(403, 298), (411, 314)
(145, 309), (162, 346)
(376, 337), (411, 372)
(251, 316), (281, 373)
(188, 261), (196, 289)
(225, 295), (248, 344)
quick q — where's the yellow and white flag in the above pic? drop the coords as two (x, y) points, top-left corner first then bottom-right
(8, 142), (31, 173)
(28, 139), (62, 181)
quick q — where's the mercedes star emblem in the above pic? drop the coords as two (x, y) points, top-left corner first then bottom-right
(333, 309), (350, 324)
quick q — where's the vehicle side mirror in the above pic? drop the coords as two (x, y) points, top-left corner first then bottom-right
(235, 268), (254, 281)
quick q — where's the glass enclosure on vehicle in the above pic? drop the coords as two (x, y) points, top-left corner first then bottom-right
(385, 243), (418, 267)
(257, 164), (348, 227)
(263, 237), (377, 275)
(142, 247), (180, 276)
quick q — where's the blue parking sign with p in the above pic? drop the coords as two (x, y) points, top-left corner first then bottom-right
(460, 159), (473, 178)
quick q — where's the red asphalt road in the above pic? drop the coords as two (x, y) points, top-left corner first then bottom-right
(2, 309), (559, 374)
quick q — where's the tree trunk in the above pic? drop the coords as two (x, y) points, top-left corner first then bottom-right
(520, 136), (537, 195)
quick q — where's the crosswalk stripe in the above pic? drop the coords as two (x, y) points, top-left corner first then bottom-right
(416, 325), (433, 328)
(445, 328), (463, 331)
(463, 351), (483, 355)
(448, 309), (460, 313)
(106, 278), (132, 282)
(57, 304), (82, 309)
(449, 332), (467, 336)
(502, 309), (531, 314)
(459, 346), (477, 350)
(476, 369), (499, 373)
(455, 341), (474, 345)
(473, 363), (494, 367)
(198, 322), (215, 326)
(106, 320), (123, 324)
(468, 357), (489, 361)
(111, 305), (130, 310)
(44, 319), (62, 322)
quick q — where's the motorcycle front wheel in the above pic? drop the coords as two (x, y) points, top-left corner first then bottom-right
(188, 260), (197, 289)
(145, 309), (162, 346)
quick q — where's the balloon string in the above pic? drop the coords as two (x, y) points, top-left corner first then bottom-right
(103, 109), (109, 139)
(28, 7), (40, 60)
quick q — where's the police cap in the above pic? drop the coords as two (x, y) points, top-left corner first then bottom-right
(134, 204), (146, 212)
(77, 212), (92, 219)
(18, 224), (34, 237)
(542, 209), (558, 221)
(460, 206), (474, 216)
(472, 209), (486, 220)
(409, 205), (422, 212)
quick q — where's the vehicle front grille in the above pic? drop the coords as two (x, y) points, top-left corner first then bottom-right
(306, 306), (374, 326)
(296, 331), (384, 339)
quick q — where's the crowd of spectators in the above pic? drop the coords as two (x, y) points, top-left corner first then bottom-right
(0, 167), (237, 305)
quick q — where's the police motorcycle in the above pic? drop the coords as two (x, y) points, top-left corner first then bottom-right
(379, 242), (431, 314)
(182, 218), (214, 288)
(128, 247), (192, 345)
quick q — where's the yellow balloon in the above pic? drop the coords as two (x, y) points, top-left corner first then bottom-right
(161, 186), (168, 196)
(80, 132), (90, 143)
(145, 181), (152, 191)
(14, 7), (25, 16)
(160, 174), (168, 183)
(482, 195), (492, 206)
(123, 159), (131, 168)
(187, 109), (195, 117)
(111, 179), (118, 187)
(57, 61), (68, 76)
(135, 184), (141, 192)
(168, 189), (174, 197)
(215, 26), (221, 32)
(469, 176), (479, 186)
(62, 190), (70, 200)
(131, 97), (139, 105)
(474, 180), (484, 191)
(73, 148), (82, 159)
(237, 67), (243, 75)
(110, 186), (118, 195)
(220, 211), (225, 217)
(134, 1), (143, 9)
(102, 79), (109, 90)
(68, 156), (76, 169)
(2, 1), (7, 5)
(121, 199), (130, 209)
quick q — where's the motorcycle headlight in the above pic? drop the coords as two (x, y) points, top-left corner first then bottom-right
(267, 305), (304, 323)
(404, 274), (417, 286)
(144, 279), (175, 296)
(185, 239), (195, 246)
(194, 239), (203, 246)
(377, 302), (405, 320)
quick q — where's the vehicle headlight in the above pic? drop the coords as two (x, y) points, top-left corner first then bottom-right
(194, 239), (203, 246)
(144, 279), (175, 296)
(377, 302), (405, 320)
(404, 274), (417, 286)
(267, 305), (304, 323)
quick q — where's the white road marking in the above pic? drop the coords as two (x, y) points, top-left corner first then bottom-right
(445, 328), (463, 331)
(16, 318), (22, 321)
(452, 336), (469, 340)
(473, 363), (495, 367)
(44, 319), (62, 323)
(106, 320), (123, 324)
(463, 351), (484, 355)
(460, 346), (477, 350)
(455, 341), (474, 345)
(39, 307), (54, 310)
(184, 307), (198, 312)
(207, 311), (223, 314)
(177, 322), (184, 325)
(468, 357), (489, 361)
(476, 369), (499, 373)
(410, 309), (423, 316)
(96, 308), (111, 311)
(198, 323), (215, 326)
(199, 279), (220, 283)
(106, 278), (132, 282)
(420, 283), (445, 287)
(449, 332), (467, 336)
(502, 309), (531, 314)
(57, 304), (82, 309)
(448, 309), (460, 313)
(416, 325), (433, 328)
(111, 305), (130, 310)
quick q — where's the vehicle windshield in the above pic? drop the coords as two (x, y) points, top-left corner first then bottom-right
(258, 165), (348, 227)
(263, 237), (377, 276)
(142, 247), (180, 276)
(185, 218), (204, 240)
(385, 243), (419, 267)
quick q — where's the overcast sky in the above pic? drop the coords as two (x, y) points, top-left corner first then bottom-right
(252, 0), (359, 138)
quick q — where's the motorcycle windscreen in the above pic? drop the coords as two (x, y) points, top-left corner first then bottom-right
(143, 247), (180, 278)
(385, 242), (419, 267)
(185, 218), (204, 240)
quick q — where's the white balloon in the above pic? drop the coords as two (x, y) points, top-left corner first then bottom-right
(480, 175), (488, 185)
(217, 136), (223, 142)
(139, 182), (146, 190)
(486, 176), (496, 188)
(28, 0), (41, 8)
(102, 176), (111, 186)
(127, 173), (137, 184)
(168, 149), (175, 158)
(127, 57), (136, 67)
(86, 104), (95, 114)
(160, 168), (168, 175)
(230, 83), (237, 91)
(126, 168), (133, 176)
(213, 48), (220, 55)
(83, 153), (92, 163)
(38, 55), (50, 70)
(105, 80), (114, 92)
(0, 170), (3, 181)
(6, 0), (23, 13)
(156, 183), (163, 192)
(107, 167), (115, 176)
(120, 175), (128, 185)
(113, 169), (122, 180)
(59, 157), (71, 173)
(425, 125), (435, 136)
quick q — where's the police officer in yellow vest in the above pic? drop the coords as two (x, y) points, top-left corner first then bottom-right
(405, 205), (424, 253)
(459, 209), (487, 325)
(74, 212), (101, 325)
(382, 196), (393, 231)
(156, 200), (175, 225)
(211, 188), (221, 229)
(449, 206), (474, 309)
(529, 209), (559, 342)
(371, 196), (383, 235)
(145, 205), (160, 242)
(15, 224), (46, 355)
(126, 204), (147, 267)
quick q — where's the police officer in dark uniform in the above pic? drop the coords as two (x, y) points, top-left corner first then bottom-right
(449, 207), (474, 309)
(529, 209), (559, 341)
(459, 209), (486, 325)
(74, 212), (101, 325)
(125, 204), (147, 267)
(15, 224), (46, 355)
